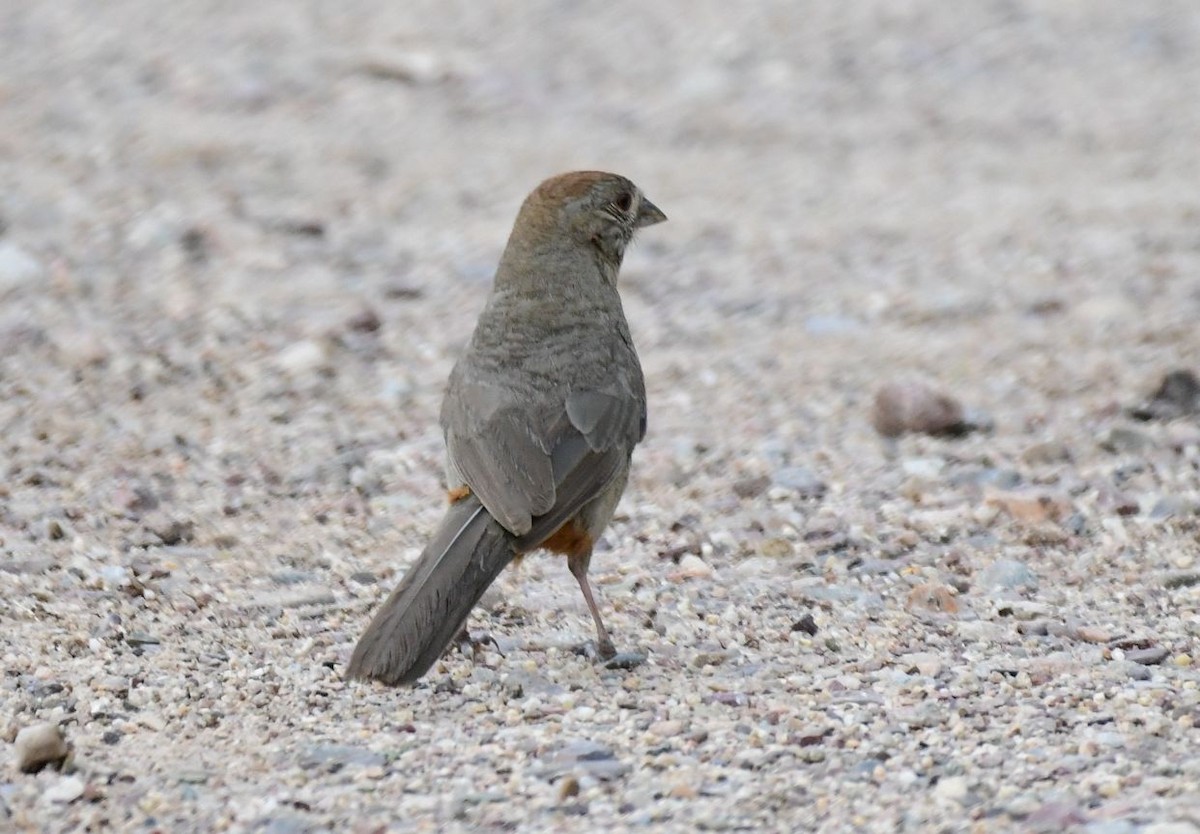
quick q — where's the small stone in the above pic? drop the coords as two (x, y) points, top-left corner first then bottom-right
(1026, 801), (1088, 830)
(1141, 823), (1200, 834)
(901, 457), (944, 479)
(277, 339), (330, 375)
(94, 675), (130, 695)
(649, 720), (686, 738)
(43, 775), (85, 804)
(1100, 426), (1156, 454)
(986, 490), (1071, 525)
(900, 652), (943, 677)
(345, 308), (382, 333)
(732, 475), (770, 499)
(1129, 369), (1200, 421)
(1160, 570), (1200, 589)
(1172, 653), (1192, 667)
(299, 744), (386, 769)
(905, 583), (959, 615)
(1115, 660), (1152, 681)
(673, 554), (713, 580)
(948, 467), (1023, 490)
(125, 632), (161, 647)
(995, 601), (1051, 621)
(1072, 626), (1113, 644)
(668, 782), (699, 799)
(978, 559), (1038, 591)
(791, 613), (818, 636)
(1149, 496), (1200, 520)
(14, 723), (69, 773)
(278, 591), (337, 608)
(934, 775), (970, 803)
(0, 242), (45, 293)
(759, 537), (793, 557)
(1125, 647), (1169, 666)
(872, 381), (969, 438)
(1023, 522), (1069, 545)
(144, 514), (194, 546)
(383, 282), (424, 300)
(557, 775), (580, 801)
(359, 50), (454, 85)
(772, 466), (826, 498)
(1022, 441), (1072, 465)
(955, 621), (1005, 642)
(541, 740), (628, 781)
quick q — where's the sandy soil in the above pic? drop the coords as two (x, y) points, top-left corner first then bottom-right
(2, 2), (1199, 831)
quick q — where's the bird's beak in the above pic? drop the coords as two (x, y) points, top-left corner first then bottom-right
(635, 197), (667, 228)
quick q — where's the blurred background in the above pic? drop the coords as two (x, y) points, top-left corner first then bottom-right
(2, 1), (1199, 830)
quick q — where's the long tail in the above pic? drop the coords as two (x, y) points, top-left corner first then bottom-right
(346, 497), (516, 685)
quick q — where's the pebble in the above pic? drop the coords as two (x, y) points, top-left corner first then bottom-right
(1072, 625), (1113, 644)
(955, 621), (1006, 642)
(1129, 369), (1200, 421)
(978, 559), (1038, 590)
(276, 339), (330, 375)
(1100, 427), (1156, 454)
(674, 553), (713, 579)
(772, 466), (826, 498)
(14, 723), (69, 773)
(732, 475), (770, 499)
(986, 491), (1071, 524)
(995, 601), (1051, 621)
(934, 775), (970, 804)
(1160, 570), (1200, 589)
(299, 744), (386, 769)
(1141, 824), (1200, 834)
(1114, 660), (1152, 681)
(1084, 822), (1135, 834)
(0, 242), (45, 292)
(905, 583), (959, 615)
(43, 775), (85, 804)
(1022, 440), (1072, 464)
(1124, 647), (1169, 666)
(540, 740), (629, 781)
(901, 457), (944, 479)
(1149, 496), (1200, 520)
(871, 381), (967, 438)
(899, 652), (943, 677)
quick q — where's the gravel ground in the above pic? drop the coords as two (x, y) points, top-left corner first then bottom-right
(3, 2), (1200, 832)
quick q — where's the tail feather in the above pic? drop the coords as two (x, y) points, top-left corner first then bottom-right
(346, 497), (516, 685)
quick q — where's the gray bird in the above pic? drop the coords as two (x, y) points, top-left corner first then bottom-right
(346, 171), (666, 685)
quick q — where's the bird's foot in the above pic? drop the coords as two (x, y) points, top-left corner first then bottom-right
(603, 651), (647, 671)
(454, 629), (504, 662)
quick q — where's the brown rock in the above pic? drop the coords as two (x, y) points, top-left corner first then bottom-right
(986, 490), (1072, 525)
(905, 583), (959, 615)
(871, 381), (967, 438)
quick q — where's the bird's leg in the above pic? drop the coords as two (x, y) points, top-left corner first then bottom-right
(567, 547), (616, 660)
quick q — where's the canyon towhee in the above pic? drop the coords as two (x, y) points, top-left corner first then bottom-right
(347, 171), (666, 686)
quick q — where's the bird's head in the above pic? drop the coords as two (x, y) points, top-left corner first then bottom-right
(511, 171), (666, 273)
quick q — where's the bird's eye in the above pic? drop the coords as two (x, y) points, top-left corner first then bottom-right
(611, 192), (633, 213)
